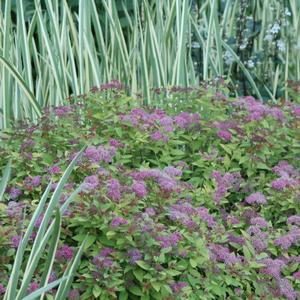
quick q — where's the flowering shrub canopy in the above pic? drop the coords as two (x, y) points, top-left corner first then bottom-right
(0, 87), (300, 299)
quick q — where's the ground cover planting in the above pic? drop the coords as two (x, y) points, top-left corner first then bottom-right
(0, 85), (299, 299)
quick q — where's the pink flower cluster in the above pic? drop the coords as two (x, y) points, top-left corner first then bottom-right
(211, 170), (243, 204)
(271, 161), (299, 191)
(119, 108), (200, 142)
(156, 232), (182, 248)
(84, 145), (116, 164)
(236, 96), (284, 122)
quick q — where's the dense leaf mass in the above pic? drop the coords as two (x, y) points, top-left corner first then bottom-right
(0, 87), (300, 299)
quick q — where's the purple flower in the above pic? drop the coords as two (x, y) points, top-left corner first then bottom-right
(7, 201), (24, 219)
(93, 256), (114, 269)
(157, 177), (177, 192)
(156, 232), (182, 248)
(20, 139), (35, 150)
(28, 281), (39, 293)
(163, 166), (182, 177)
(174, 112), (200, 129)
(51, 182), (58, 191)
(271, 177), (288, 190)
(212, 171), (242, 204)
(128, 248), (142, 264)
(287, 215), (300, 226)
(9, 187), (22, 199)
(100, 80), (124, 90)
(82, 175), (99, 191)
(111, 217), (128, 228)
(0, 284), (6, 294)
(24, 176), (41, 188)
(274, 228), (300, 250)
(197, 207), (217, 228)
(100, 247), (115, 257)
(272, 161), (299, 177)
(217, 129), (232, 141)
(132, 181), (147, 198)
(54, 105), (72, 117)
(49, 166), (61, 174)
(84, 146), (100, 163)
(245, 192), (267, 205)
(170, 281), (188, 294)
(145, 207), (156, 216)
(169, 203), (196, 228)
(293, 270), (300, 280)
(259, 258), (286, 279)
(227, 234), (245, 245)
(107, 179), (121, 202)
(34, 214), (44, 228)
(11, 235), (21, 248)
(252, 238), (268, 252)
(49, 271), (57, 283)
(271, 176), (297, 191)
(31, 176), (41, 187)
(278, 278), (297, 300)
(68, 289), (80, 300)
(98, 145), (116, 163)
(150, 131), (169, 142)
(227, 215), (240, 225)
(250, 217), (268, 228)
(209, 244), (240, 265)
(109, 138), (124, 148)
(56, 245), (73, 261)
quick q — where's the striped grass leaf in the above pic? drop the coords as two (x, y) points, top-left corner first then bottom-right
(22, 278), (68, 300)
(0, 55), (42, 118)
(221, 41), (262, 100)
(54, 236), (88, 300)
(0, 158), (11, 201)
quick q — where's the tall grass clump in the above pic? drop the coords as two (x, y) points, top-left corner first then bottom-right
(0, 0), (300, 127)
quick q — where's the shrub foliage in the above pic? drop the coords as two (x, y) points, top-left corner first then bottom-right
(0, 85), (300, 299)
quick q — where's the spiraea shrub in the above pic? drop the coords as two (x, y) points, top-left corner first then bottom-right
(0, 84), (300, 299)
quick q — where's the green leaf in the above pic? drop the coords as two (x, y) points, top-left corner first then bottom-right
(92, 285), (102, 298)
(189, 259), (197, 268)
(119, 291), (128, 300)
(129, 285), (143, 296)
(136, 260), (150, 270)
(133, 269), (145, 282)
(166, 269), (181, 276)
(151, 282), (161, 292)
(249, 262), (265, 269)
(84, 235), (96, 249)
(243, 245), (252, 260)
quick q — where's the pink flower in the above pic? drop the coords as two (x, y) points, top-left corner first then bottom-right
(150, 131), (169, 142)
(56, 245), (73, 261)
(250, 217), (268, 228)
(245, 192), (267, 205)
(293, 270), (300, 280)
(217, 129), (232, 141)
(111, 217), (128, 228)
(170, 281), (188, 294)
(49, 166), (61, 174)
(82, 175), (99, 191)
(11, 235), (21, 248)
(287, 215), (300, 226)
(132, 181), (147, 198)
(0, 284), (5, 294)
(68, 289), (80, 300)
(107, 179), (121, 202)
(9, 187), (22, 199)
(28, 281), (39, 293)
